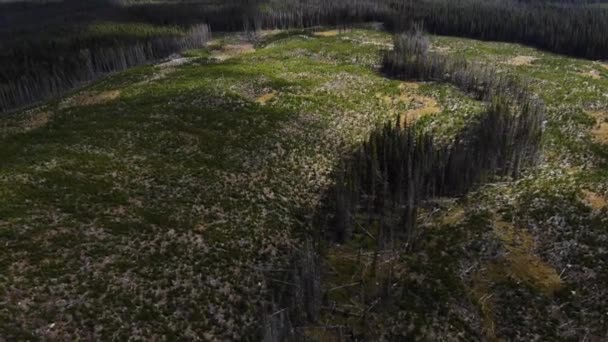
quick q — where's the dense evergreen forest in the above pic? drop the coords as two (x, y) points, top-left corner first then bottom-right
(2, 0), (607, 113)
(390, 0), (608, 60)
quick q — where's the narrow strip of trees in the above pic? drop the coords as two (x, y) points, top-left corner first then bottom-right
(331, 29), (545, 248)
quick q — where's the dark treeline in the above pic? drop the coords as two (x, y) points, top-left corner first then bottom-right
(0, 24), (209, 113)
(123, 0), (261, 31)
(331, 30), (544, 249)
(230, 0), (608, 60)
(3, 0), (608, 113)
(0, 0), (217, 113)
(120, 0), (392, 32)
(259, 0), (608, 60)
(388, 0), (608, 61)
(0, 0), (122, 34)
(119, 0), (608, 62)
(256, 0), (392, 31)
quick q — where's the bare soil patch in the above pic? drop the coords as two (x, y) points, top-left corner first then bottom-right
(587, 110), (608, 144)
(255, 90), (277, 105)
(579, 69), (602, 80)
(136, 55), (195, 86)
(25, 110), (52, 131)
(493, 220), (563, 296)
(313, 29), (350, 37)
(158, 56), (193, 69)
(441, 207), (466, 226)
(506, 55), (538, 66)
(430, 45), (452, 54)
(210, 43), (255, 61)
(60, 90), (121, 109)
(581, 189), (607, 210)
(397, 82), (442, 124)
(259, 29), (282, 37)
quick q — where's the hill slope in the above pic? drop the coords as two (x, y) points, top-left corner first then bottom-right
(1, 29), (607, 340)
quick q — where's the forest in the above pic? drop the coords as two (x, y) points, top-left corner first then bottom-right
(2, 0), (608, 113)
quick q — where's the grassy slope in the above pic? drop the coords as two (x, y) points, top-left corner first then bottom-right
(0, 30), (430, 339)
(1, 29), (607, 340)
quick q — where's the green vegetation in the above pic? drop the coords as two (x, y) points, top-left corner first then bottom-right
(0, 29), (410, 339)
(1, 26), (607, 340)
(320, 29), (608, 340)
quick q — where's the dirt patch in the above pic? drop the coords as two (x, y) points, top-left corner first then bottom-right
(430, 45), (452, 54)
(494, 220), (563, 296)
(470, 218), (563, 339)
(313, 30), (350, 37)
(397, 82), (442, 125)
(506, 56), (538, 66)
(145, 68), (175, 84)
(592, 123), (608, 144)
(0, 107), (55, 137)
(587, 110), (608, 144)
(581, 189), (607, 210)
(579, 69), (602, 80)
(470, 270), (497, 339)
(158, 56), (193, 69)
(441, 207), (466, 226)
(25, 110), (52, 131)
(259, 29), (282, 37)
(210, 43), (256, 61)
(60, 90), (121, 109)
(137, 56), (195, 85)
(255, 90), (277, 105)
